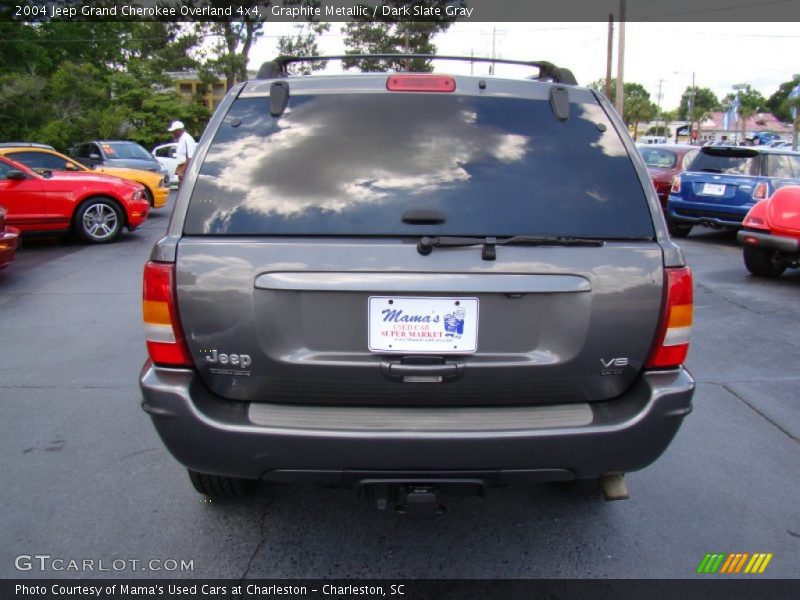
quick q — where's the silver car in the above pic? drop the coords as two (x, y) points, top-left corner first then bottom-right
(140, 56), (695, 511)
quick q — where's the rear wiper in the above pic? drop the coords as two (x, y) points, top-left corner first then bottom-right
(698, 168), (723, 173)
(417, 235), (604, 261)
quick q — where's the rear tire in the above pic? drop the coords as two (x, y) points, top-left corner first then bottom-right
(188, 470), (257, 499)
(743, 246), (785, 278)
(667, 219), (692, 238)
(74, 198), (123, 243)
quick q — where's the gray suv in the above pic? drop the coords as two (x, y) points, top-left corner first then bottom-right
(140, 55), (695, 510)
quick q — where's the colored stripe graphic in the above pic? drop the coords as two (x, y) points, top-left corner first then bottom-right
(697, 552), (772, 574)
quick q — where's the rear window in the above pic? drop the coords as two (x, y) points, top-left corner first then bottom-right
(690, 149), (762, 176)
(185, 93), (654, 239)
(639, 147), (676, 168)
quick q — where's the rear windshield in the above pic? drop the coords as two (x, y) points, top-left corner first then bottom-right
(639, 147), (677, 168)
(185, 93), (654, 239)
(690, 149), (762, 176)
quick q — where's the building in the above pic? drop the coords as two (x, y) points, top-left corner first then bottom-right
(166, 70), (227, 112)
(697, 111), (792, 144)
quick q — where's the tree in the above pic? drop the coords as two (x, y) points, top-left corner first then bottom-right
(342, 1), (459, 72)
(721, 84), (765, 113)
(277, 23), (331, 74)
(195, 1), (268, 90)
(766, 76), (800, 123)
(677, 87), (720, 121)
(588, 79), (657, 135)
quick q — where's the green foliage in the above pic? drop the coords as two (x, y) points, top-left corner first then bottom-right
(0, 18), (215, 150)
(677, 87), (720, 121)
(277, 23), (331, 74)
(342, 1), (459, 72)
(766, 76), (800, 122)
(646, 125), (671, 137)
(721, 84), (766, 113)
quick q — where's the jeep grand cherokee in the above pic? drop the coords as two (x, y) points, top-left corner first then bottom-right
(139, 55), (694, 510)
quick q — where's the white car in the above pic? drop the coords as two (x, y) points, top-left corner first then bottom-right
(152, 143), (179, 186)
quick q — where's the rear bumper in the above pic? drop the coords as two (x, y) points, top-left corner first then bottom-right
(668, 196), (751, 228)
(140, 363), (695, 484)
(737, 229), (800, 255)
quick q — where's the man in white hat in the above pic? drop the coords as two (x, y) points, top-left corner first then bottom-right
(168, 120), (197, 183)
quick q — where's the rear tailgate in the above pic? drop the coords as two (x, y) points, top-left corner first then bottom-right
(679, 172), (760, 206)
(176, 238), (663, 406)
(175, 74), (664, 407)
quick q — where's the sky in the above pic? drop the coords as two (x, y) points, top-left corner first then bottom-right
(248, 21), (800, 112)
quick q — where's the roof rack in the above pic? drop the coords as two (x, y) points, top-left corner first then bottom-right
(256, 54), (578, 85)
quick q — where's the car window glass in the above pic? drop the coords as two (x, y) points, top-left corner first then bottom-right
(786, 155), (800, 178)
(767, 155), (794, 178)
(640, 148), (677, 168)
(6, 151), (69, 170)
(0, 161), (12, 178)
(103, 142), (153, 161)
(690, 151), (761, 176)
(682, 150), (699, 170)
(186, 94), (654, 239)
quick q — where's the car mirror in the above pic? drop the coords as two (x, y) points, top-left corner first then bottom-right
(6, 170), (27, 180)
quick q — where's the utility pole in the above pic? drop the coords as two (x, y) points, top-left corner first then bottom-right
(490, 26), (496, 75)
(605, 14), (614, 99)
(656, 78), (664, 140)
(689, 71), (696, 144)
(615, 0), (626, 118)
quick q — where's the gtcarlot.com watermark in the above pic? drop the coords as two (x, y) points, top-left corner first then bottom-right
(15, 554), (194, 573)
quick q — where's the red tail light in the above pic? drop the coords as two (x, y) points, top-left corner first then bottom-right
(752, 182), (768, 201)
(143, 261), (192, 367)
(670, 176), (681, 194)
(646, 267), (693, 369)
(386, 74), (456, 93)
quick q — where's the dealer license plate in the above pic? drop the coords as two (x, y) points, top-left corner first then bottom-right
(702, 183), (726, 196)
(368, 297), (479, 353)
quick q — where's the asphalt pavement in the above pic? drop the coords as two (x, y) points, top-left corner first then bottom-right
(0, 195), (798, 579)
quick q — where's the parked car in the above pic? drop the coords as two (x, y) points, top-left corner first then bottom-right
(0, 155), (150, 243)
(638, 144), (698, 208)
(0, 146), (169, 209)
(0, 207), (20, 269)
(667, 146), (800, 237)
(70, 140), (169, 181)
(139, 55), (695, 509)
(151, 143), (180, 186)
(737, 186), (800, 277)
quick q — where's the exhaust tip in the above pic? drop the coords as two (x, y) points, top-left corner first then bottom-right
(599, 472), (629, 501)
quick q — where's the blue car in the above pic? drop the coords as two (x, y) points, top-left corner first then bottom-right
(667, 146), (800, 237)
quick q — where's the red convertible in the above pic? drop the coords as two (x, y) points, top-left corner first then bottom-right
(0, 155), (150, 243)
(738, 186), (800, 278)
(638, 144), (698, 208)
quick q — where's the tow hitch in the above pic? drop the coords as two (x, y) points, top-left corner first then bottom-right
(361, 480), (485, 515)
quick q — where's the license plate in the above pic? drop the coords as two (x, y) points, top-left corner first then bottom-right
(368, 297), (479, 353)
(702, 183), (726, 196)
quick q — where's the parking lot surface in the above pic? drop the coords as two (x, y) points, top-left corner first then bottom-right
(1, 194), (798, 579)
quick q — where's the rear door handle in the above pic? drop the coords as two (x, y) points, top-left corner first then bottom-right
(381, 360), (464, 382)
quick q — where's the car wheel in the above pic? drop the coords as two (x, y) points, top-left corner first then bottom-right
(667, 219), (692, 238)
(743, 246), (786, 278)
(143, 188), (154, 207)
(188, 469), (257, 499)
(74, 198), (123, 243)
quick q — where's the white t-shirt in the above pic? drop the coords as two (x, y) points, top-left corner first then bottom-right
(175, 131), (197, 164)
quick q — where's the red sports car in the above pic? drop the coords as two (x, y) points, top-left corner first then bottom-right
(0, 155), (150, 243)
(638, 144), (699, 208)
(0, 206), (20, 269)
(738, 185), (800, 277)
